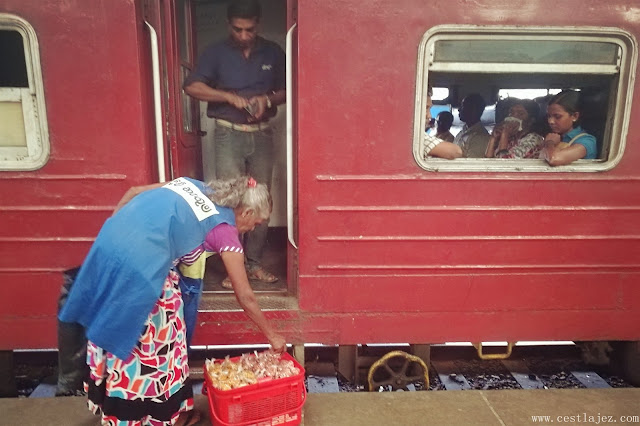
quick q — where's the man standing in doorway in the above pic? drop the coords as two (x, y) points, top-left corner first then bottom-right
(184, 0), (285, 287)
(453, 93), (490, 158)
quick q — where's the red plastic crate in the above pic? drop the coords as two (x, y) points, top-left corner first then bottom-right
(204, 352), (307, 426)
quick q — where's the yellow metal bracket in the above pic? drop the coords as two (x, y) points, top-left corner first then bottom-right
(472, 342), (516, 360)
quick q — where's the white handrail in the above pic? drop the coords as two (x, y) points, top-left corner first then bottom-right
(145, 21), (166, 182)
(286, 23), (297, 249)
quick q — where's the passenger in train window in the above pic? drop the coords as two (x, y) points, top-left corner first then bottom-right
(453, 93), (490, 158)
(485, 99), (544, 159)
(541, 90), (598, 166)
(58, 176), (285, 426)
(424, 88), (462, 159)
(434, 111), (455, 142)
(183, 0), (284, 287)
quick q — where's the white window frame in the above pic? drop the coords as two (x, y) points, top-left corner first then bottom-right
(0, 14), (49, 171)
(413, 25), (638, 173)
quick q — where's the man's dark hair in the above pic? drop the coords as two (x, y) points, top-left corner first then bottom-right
(436, 111), (454, 129)
(519, 99), (541, 123)
(227, 0), (262, 21)
(464, 93), (486, 114)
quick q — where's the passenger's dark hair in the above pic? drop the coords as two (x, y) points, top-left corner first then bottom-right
(548, 89), (583, 120)
(436, 111), (454, 128)
(227, 0), (262, 21)
(464, 93), (486, 113)
(518, 99), (540, 123)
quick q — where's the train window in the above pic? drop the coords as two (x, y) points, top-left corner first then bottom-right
(0, 15), (49, 171)
(432, 87), (449, 101)
(498, 89), (561, 100)
(413, 26), (637, 172)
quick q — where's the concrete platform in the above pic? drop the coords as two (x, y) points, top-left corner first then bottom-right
(0, 388), (638, 426)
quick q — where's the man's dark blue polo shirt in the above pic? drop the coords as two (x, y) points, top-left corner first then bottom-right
(185, 36), (286, 124)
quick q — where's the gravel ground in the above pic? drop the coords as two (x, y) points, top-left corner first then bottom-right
(10, 346), (637, 396)
(524, 355), (634, 389)
(427, 366), (445, 391)
(14, 362), (56, 398)
(445, 359), (521, 390)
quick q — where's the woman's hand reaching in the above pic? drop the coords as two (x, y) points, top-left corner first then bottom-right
(268, 333), (287, 353)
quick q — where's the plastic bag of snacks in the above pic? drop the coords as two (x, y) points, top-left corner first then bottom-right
(205, 350), (301, 391)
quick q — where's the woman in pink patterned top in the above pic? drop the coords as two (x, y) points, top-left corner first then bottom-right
(485, 99), (544, 159)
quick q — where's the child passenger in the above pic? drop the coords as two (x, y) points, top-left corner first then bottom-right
(541, 90), (597, 166)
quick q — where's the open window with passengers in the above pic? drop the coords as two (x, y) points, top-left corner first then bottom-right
(413, 26), (637, 172)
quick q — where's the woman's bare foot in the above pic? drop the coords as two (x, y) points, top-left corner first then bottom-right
(175, 410), (201, 426)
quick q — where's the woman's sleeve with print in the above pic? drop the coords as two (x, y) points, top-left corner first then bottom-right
(204, 223), (244, 254)
(506, 133), (544, 159)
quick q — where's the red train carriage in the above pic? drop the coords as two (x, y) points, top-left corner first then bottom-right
(1, 0), (639, 383)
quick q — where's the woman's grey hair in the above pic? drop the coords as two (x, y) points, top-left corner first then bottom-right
(206, 176), (271, 220)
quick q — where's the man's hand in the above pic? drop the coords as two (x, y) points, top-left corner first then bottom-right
(247, 95), (269, 121)
(226, 93), (250, 110)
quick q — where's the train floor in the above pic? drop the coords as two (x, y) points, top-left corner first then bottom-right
(203, 226), (288, 293)
(1, 387), (639, 426)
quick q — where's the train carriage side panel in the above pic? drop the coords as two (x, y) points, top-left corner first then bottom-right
(0, 0), (159, 349)
(295, 0), (640, 344)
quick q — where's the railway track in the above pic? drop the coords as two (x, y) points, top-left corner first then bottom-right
(306, 344), (635, 393)
(10, 343), (636, 398)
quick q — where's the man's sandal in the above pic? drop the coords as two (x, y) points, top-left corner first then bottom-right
(247, 266), (278, 283)
(221, 276), (233, 289)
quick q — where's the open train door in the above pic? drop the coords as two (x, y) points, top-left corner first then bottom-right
(164, 0), (203, 180)
(143, 0), (201, 182)
(286, 0), (299, 295)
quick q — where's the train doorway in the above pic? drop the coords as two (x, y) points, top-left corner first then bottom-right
(187, 0), (298, 307)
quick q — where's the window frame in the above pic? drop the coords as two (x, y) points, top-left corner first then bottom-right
(413, 25), (638, 173)
(0, 14), (49, 171)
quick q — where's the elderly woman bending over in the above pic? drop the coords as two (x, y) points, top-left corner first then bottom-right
(60, 176), (285, 426)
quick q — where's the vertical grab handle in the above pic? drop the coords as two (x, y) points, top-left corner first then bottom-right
(286, 23), (297, 249)
(145, 21), (166, 183)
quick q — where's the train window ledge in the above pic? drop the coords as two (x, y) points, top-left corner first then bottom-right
(413, 25), (637, 173)
(0, 14), (49, 171)
(418, 158), (610, 173)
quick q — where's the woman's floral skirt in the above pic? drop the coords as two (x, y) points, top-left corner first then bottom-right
(85, 270), (194, 425)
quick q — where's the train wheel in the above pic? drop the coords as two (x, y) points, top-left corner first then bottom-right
(367, 350), (429, 391)
(619, 341), (640, 386)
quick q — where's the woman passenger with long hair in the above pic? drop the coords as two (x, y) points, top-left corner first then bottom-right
(541, 90), (598, 166)
(485, 98), (544, 159)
